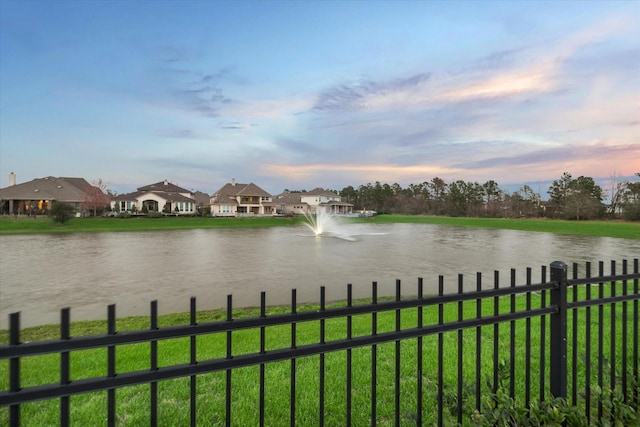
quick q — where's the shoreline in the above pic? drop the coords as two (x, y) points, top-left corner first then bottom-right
(0, 214), (638, 239)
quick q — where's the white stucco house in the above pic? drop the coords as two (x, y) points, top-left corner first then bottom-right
(274, 188), (353, 215)
(110, 180), (196, 215)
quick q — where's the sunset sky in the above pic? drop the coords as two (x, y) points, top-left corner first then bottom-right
(1, 0), (638, 197)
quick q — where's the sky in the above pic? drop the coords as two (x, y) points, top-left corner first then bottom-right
(0, 0), (638, 197)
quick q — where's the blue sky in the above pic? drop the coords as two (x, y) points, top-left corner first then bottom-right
(1, 0), (638, 196)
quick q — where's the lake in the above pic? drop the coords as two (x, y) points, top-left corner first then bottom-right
(1, 222), (638, 328)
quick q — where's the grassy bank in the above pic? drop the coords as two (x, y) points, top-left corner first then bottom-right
(1, 285), (634, 426)
(369, 215), (640, 239)
(0, 214), (638, 239)
(0, 215), (305, 234)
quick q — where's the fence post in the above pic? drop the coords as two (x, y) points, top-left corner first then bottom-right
(550, 261), (568, 399)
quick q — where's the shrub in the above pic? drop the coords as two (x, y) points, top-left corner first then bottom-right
(48, 201), (75, 224)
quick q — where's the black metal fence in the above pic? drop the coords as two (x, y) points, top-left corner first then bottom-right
(1, 259), (639, 426)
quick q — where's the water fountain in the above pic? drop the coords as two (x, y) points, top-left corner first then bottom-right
(303, 209), (356, 241)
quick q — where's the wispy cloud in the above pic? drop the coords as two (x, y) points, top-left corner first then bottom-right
(312, 73), (431, 112)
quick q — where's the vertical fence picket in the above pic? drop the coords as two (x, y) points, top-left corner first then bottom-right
(475, 273), (482, 414)
(60, 308), (70, 427)
(456, 274), (463, 426)
(150, 301), (158, 427)
(610, 260), (617, 398)
(319, 286), (326, 427)
(437, 276), (444, 427)
(259, 292), (266, 427)
(371, 281), (378, 427)
(539, 265), (547, 401)
(395, 279), (401, 427)
(190, 297), (197, 427)
(571, 263), (579, 406)
(622, 260), (628, 403)
(416, 278), (423, 426)
(290, 289), (297, 427)
(493, 271), (499, 393)
(585, 262), (592, 423)
(107, 304), (116, 427)
(525, 268), (532, 407)
(346, 284), (353, 426)
(225, 295), (232, 427)
(634, 259), (639, 407)
(598, 261), (605, 419)
(9, 312), (20, 427)
(509, 268), (516, 398)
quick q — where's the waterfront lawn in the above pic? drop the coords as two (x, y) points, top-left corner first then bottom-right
(0, 215), (304, 234)
(369, 215), (640, 240)
(1, 284), (634, 426)
(0, 214), (637, 239)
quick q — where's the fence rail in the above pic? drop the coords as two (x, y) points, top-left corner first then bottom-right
(1, 259), (639, 426)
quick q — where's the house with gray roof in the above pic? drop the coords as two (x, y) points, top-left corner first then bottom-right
(111, 179), (196, 215)
(210, 179), (276, 216)
(274, 188), (353, 215)
(0, 173), (97, 215)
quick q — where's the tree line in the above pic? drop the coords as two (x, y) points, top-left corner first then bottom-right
(335, 172), (640, 221)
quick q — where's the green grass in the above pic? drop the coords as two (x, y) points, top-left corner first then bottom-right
(1, 214), (637, 239)
(0, 215), (306, 234)
(1, 284), (637, 426)
(369, 215), (640, 240)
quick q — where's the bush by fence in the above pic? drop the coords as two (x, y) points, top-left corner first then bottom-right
(1, 259), (638, 426)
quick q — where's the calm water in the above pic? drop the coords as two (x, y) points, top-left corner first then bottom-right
(1, 223), (638, 328)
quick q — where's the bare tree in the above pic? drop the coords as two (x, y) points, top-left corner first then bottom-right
(83, 178), (111, 217)
(608, 171), (625, 218)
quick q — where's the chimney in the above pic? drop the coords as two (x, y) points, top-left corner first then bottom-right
(9, 172), (16, 186)
(231, 178), (236, 186)
(164, 179), (168, 186)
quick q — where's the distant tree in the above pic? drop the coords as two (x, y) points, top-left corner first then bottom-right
(429, 177), (447, 215)
(482, 180), (502, 217)
(447, 180), (467, 216)
(547, 172), (604, 220)
(83, 179), (111, 217)
(567, 176), (604, 220)
(547, 172), (573, 218)
(49, 201), (75, 224)
(608, 171), (624, 218)
(620, 173), (640, 221)
(516, 185), (541, 217)
(340, 185), (359, 208)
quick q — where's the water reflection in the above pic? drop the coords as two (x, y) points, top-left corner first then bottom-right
(0, 223), (638, 327)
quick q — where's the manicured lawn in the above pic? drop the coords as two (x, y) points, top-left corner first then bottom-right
(0, 215), (304, 234)
(369, 215), (640, 240)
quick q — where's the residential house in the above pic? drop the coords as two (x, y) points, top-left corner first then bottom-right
(274, 188), (353, 215)
(111, 180), (196, 215)
(210, 179), (276, 216)
(0, 173), (98, 215)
